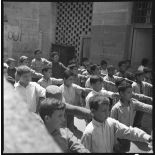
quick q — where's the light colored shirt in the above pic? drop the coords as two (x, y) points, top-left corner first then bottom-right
(59, 83), (85, 106)
(101, 69), (108, 75)
(138, 65), (144, 71)
(14, 82), (45, 112)
(85, 77), (92, 88)
(111, 98), (152, 127)
(85, 89), (114, 109)
(132, 81), (152, 97)
(81, 117), (151, 153)
(38, 77), (63, 88)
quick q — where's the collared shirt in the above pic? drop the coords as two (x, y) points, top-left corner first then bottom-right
(111, 98), (152, 127)
(81, 117), (151, 153)
(14, 82), (45, 112)
(85, 89), (114, 109)
(38, 77), (63, 88)
(132, 81), (152, 97)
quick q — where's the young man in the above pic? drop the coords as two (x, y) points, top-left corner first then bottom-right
(14, 65), (46, 113)
(59, 70), (92, 136)
(100, 60), (108, 76)
(5, 58), (16, 79)
(38, 97), (89, 153)
(81, 94), (152, 153)
(15, 55), (43, 82)
(85, 75), (119, 110)
(51, 52), (67, 79)
(38, 66), (63, 88)
(31, 49), (52, 82)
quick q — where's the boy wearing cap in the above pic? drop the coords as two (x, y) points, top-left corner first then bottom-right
(38, 66), (63, 88)
(81, 94), (152, 153)
(38, 97), (89, 153)
(31, 50), (52, 82)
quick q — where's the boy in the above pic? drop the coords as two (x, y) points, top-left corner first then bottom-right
(38, 97), (89, 153)
(14, 65), (46, 113)
(31, 49), (52, 82)
(38, 66), (63, 88)
(6, 58), (16, 79)
(15, 55), (43, 82)
(59, 70), (92, 136)
(81, 94), (152, 153)
(85, 75), (119, 110)
(100, 60), (108, 76)
(51, 52), (67, 79)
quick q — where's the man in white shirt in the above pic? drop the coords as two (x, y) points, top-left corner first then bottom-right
(14, 65), (46, 113)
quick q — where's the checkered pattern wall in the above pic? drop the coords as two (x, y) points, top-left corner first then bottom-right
(55, 2), (93, 61)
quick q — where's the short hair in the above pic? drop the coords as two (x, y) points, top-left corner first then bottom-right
(39, 98), (65, 122)
(89, 94), (110, 111)
(34, 49), (42, 55)
(90, 64), (98, 73)
(141, 58), (149, 66)
(42, 66), (52, 74)
(82, 57), (88, 63)
(107, 65), (115, 71)
(118, 61), (126, 67)
(16, 65), (31, 77)
(63, 69), (74, 79)
(100, 60), (107, 66)
(51, 52), (59, 58)
(117, 82), (132, 93)
(90, 75), (103, 85)
(68, 64), (77, 70)
(19, 56), (28, 64)
(5, 58), (16, 65)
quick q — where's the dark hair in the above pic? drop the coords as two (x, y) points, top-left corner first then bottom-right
(5, 58), (16, 65)
(34, 49), (42, 55)
(51, 52), (59, 58)
(118, 61), (126, 67)
(39, 98), (65, 122)
(90, 75), (103, 85)
(16, 65), (31, 77)
(90, 64), (98, 73)
(42, 66), (52, 74)
(117, 82), (132, 93)
(82, 57), (88, 63)
(141, 58), (149, 66)
(107, 65), (115, 71)
(19, 56), (28, 64)
(63, 69), (74, 79)
(68, 64), (77, 70)
(89, 94), (109, 111)
(100, 60), (107, 66)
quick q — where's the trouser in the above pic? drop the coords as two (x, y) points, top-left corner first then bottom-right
(133, 111), (144, 128)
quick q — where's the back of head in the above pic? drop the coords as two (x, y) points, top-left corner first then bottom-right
(90, 64), (98, 73)
(16, 65), (31, 77)
(90, 75), (103, 85)
(63, 69), (74, 79)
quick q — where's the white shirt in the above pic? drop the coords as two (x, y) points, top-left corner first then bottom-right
(138, 65), (144, 71)
(14, 82), (45, 112)
(85, 89), (114, 109)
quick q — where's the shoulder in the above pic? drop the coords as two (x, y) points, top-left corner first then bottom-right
(112, 101), (121, 110)
(107, 117), (118, 127)
(38, 78), (44, 83)
(83, 122), (94, 135)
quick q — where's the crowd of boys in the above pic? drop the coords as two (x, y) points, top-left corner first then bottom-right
(4, 50), (153, 153)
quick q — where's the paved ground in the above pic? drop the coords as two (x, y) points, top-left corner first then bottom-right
(74, 112), (152, 153)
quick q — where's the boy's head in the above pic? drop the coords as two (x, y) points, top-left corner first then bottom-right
(16, 65), (31, 85)
(135, 71), (144, 82)
(63, 69), (74, 87)
(143, 67), (152, 79)
(5, 58), (16, 68)
(118, 61), (126, 73)
(19, 56), (29, 66)
(90, 75), (103, 92)
(34, 49), (42, 59)
(68, 64), (78, 75)
(90, 64), (100, 75)
(118, 82), (132, 101)
(141, 58), (149, 67)
(39, 98), (66, 133)
(82, 57), (89, 67)
(51, 52), (59, 62)
(100, 60), (107, 70)
(42, 67), (52, 79)
(107, 65), (115, 77)
(89, 94), (110, 122)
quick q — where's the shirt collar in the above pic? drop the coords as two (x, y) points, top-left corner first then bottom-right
(119, 99), (131, 107)
(15, 81), (31, 88)
(92, 118), (105, 127)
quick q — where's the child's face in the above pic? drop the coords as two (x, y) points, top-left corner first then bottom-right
(20, 72), (31, 85)
(136, 74), (144, 82)
(120, 87), (132, 101)
(92, 81), (103, 92)
(44, 69), (52, 79)
(93, 99), (110, 123)
(46, 109), (65, 132)
(64, 76), (73, 87)
(35, 52), (42, 59)
(101, 64), (107, 70)
(22, 59), (29, 66)
(9, 61), (16, 68)
(108, 68), (115, 77)
(72, 67), (78, 75)
(94, 67), (100, 75)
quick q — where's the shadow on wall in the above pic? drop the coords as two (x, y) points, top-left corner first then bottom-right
(4, 78), (62, 153)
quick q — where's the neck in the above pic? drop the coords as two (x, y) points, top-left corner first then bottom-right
(108, 74), (113, 78)
(93, 87), (100, 92)
(19, 81), (29, 88)
(120, 98), (129, 106)
(94, 116), (105, 123)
